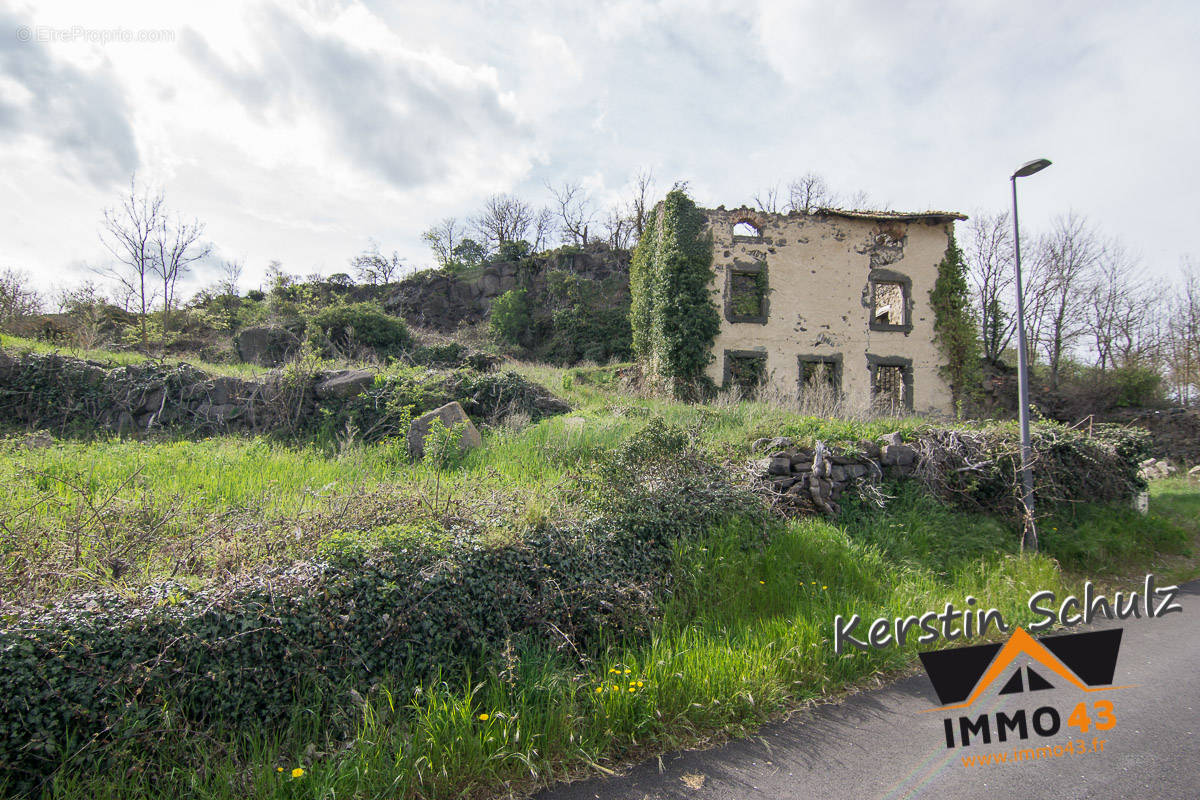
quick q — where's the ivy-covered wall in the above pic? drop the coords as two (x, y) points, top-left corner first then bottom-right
(629, 189), (721, 396)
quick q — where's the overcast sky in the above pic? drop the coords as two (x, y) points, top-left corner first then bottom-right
(2, 0), (1196, 302)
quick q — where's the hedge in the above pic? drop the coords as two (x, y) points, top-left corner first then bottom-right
(0, 420), (759, 789)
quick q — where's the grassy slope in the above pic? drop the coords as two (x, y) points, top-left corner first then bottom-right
(17, 366), (1195, 799)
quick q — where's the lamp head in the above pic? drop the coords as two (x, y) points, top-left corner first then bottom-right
(1012, 158), (1052, 179)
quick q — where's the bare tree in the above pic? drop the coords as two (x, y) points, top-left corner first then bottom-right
(421, 217), (459, 268)
(1166, 258), (1200, 404)
(602, 206), (634, 250)
(753, 183), (782, 213)
(0, 268), (43, 326)
(473, 194), (534, 250)
(1082, 244), (1147, 373)
(786, 172), (835, 213)
(1030, 214), (1105, 388)
(351, 241), (403, 284)
(99, 176), (165, 350)
(547, 181), (595, 246)
(965, 212), (1016, 362)
(629, 168), (655, 236)
(153, 214), (210, 339)
(532, 207), (556, 252)
(217, 259), (244, 297)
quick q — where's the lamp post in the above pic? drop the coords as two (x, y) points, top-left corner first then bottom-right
(1010, 157), (1051, 552)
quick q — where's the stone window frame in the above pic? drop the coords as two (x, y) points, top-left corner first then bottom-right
(797, 353), (843, 395)
(866, 354), (914, 411)
(731, 218), (763, 243)
(868, 268), (913, 333)
(722, 349), (769, 395)
(724, 262), (769, 324)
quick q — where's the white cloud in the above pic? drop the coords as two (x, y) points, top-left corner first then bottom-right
(0, 0), (1197, 301)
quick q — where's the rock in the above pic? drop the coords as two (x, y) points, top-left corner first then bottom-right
(235, 326), (300, 367)
(533, 395), (572, 415)
(845, 464), (869, 479)
(316, 369), (376, 400)
(830, 465), (846, 481)
(752, 438), (771, 452)
(140, 388), (164, 413)
(18, 431), (54, 450)
(209, 376), (245, 406)
(879, 431), (903, 448)
(407, 401), (483, 460)
(1189, 465), (1200, 479)
(767, 456), (792, 475)
(768, 436), (794, 450)
(881, 443), (917, 467)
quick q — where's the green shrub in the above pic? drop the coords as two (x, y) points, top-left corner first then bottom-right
(489, 288), (532, 346)
(0, 519), (661, 789)
(310, 303), (412, 358)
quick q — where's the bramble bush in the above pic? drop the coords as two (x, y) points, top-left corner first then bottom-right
(0, 418), (756, 789)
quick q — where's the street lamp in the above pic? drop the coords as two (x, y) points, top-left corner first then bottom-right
(1010, 157), (1051, 552)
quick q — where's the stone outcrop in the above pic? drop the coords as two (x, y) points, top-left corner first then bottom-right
(0, 350), (570, 442)
(384, 245), (629, 332)
(407, 401), (483, 460)
(234, 326), (300, 367)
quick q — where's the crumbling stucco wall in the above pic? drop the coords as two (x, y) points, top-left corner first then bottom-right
(703, 207), (963, 416)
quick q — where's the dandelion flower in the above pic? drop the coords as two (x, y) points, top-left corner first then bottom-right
(628, 687), (635, 692)
(291, 768), (305, 778)
(595, 687), (603, 693)
(822, 585), (827, 590)
(478, 713), (490, 721)
(759, 580), (765, 585)
(637, 681), (644, 687)
(624, 669), (631, 674)
(276, 767), (284, 773)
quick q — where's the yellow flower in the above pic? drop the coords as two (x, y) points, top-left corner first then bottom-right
(609, 668), (618, 674)
(478, 713), (489, 721)
(276, 767), (284, 773)
(628, 687), (635, 692)
(611, 684), (619, 690)
(291, 767), (305, 778)
(759, 580), (765, 585)
(822, 585), (827, 590)
(623, 669), (631, 674)
(636, 681), (644, 687)
(595, 686), (603, 693)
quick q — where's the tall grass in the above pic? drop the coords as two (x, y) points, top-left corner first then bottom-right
(36, 484), (1197, 799)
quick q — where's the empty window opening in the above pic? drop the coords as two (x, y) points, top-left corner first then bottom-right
(872, 281), (907, 329)
(872, 364), (906, 412)
(732, 220), (761, 239)
(797, 356), (842, 414)
(724, 351), (767, 398)
(728, 269), (767, 320)
(799, 357), (840, 393)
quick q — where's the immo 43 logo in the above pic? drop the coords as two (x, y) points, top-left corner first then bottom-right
(833, 575), (1183, 759)
(919, 627), (1123, 749)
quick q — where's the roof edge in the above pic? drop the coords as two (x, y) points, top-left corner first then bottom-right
(707, 205), (968, 223)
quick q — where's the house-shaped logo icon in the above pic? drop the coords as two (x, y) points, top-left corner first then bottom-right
(919, 627), (1124, 712)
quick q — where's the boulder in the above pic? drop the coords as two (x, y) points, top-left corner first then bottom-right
(879, 431), (903, 448)
(767, 456), (792, 475)
(235, 326), (300, 367)
(407, 401), (483, 460)
(1189, 465), (1200, 479)
(881, 443), (917, 467)
(316, 369), (376, 400)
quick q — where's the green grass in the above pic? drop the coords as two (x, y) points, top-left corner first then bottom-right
(7, 356), (1199, 798)
(36, 481), (1198, 799)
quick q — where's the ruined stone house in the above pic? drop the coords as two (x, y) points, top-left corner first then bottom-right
(702, 206), (967, 416)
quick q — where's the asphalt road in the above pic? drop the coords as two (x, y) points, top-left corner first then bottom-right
(537, 578), (1200, 800)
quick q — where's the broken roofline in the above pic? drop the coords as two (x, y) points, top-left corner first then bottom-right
(709, 205), (968, 223)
